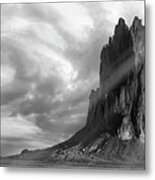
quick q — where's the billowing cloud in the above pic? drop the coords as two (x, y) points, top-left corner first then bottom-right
(1, 1), (144, 156)
(1, 65), (16, 88)
(51, 3), (94, 41)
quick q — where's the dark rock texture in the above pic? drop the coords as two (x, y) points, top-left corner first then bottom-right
(1, 17), (145, 169)
(100, 18), (134, 85)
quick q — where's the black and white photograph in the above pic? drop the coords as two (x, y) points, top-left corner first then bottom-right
(1, 0), (145, 169)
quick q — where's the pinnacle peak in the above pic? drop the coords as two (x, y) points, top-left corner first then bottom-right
(131, 16), (143, 32)
(118, 18), (125, 25)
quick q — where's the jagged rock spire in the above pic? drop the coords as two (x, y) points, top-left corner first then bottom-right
(100, 17), (134, 92)
(130, 16), (145, 66)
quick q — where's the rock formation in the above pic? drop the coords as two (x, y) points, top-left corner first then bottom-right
(1, 17), (145, 169)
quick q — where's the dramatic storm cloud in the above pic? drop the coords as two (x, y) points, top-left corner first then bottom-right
(1, 1), (144, 156)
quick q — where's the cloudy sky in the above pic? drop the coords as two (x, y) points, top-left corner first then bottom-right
(1, 0), (144, 156)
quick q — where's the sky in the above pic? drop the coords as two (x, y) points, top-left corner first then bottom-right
(1, 0), (144, 156)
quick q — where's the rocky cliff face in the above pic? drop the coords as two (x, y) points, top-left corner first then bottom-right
(51, 16), (145, 164)
(86, 16), (145, 142)
(100, 18), (134, 85)
(45, 16), (145, 166)
(1, 17), (145, 168)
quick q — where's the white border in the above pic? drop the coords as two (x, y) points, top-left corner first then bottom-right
(1, 0), (155, 179)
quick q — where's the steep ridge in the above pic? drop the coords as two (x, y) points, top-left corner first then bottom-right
(1, 17), (145, 168)
(51, 16), (145, 151)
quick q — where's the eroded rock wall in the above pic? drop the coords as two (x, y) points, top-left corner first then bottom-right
(87, 17), (145, 143)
